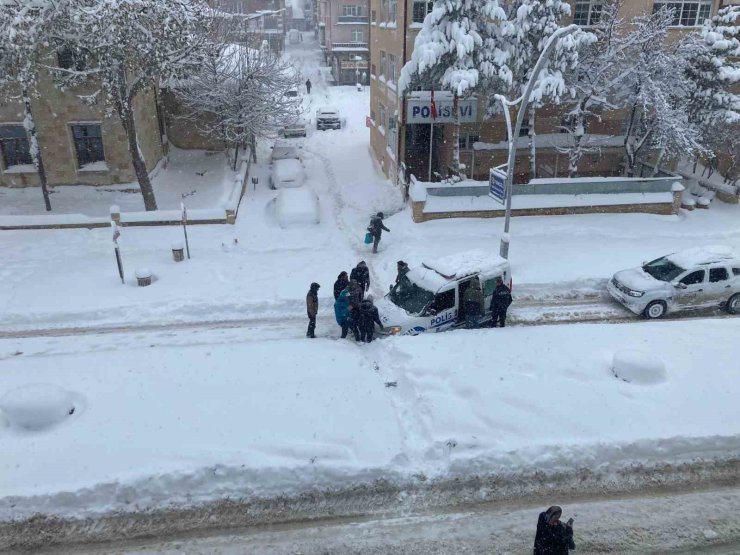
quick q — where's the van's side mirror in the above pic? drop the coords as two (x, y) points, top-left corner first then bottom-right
(673, 281), (687, 289)
(389, 284), (393, 292)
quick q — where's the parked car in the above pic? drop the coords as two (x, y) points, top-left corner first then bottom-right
(281, 118), (307, 138)
(607, 246), (740, 319)
(376, 250), (512, 336)
(316, 107), (342, 130)
(270, 140), (301, 163)
(270, 158), (305, 189)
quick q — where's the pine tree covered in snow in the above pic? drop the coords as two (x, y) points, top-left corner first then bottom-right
(50, 0), (210, 211)
(0, 1), (56, 211)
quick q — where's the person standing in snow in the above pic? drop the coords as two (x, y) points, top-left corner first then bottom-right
(306, 282), (320, 338)
(334, 287), (350, 338)
(368, 212), (390, 254)
(462, 279), (484, 329)
(350, 261), (370, 294)
(358, 294), (383, 343)
(490, 276), (513, 328)
(395, 260), (410, 284)
(533, 505), (575, 555)
(305, 78), (312, 94)
(347, 279), (363, 341)
(334, 271), (349, 300)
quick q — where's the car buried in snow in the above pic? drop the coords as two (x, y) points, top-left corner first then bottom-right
(607, 246), (740, 319)
(376, 251), (512, 336)
(315, 107), (342, 130)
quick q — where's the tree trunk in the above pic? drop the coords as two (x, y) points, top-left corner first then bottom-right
(650, 149), (665, 177)
(528, 104), (536, 179)
(119, 98), (158, 211)
(623, 97), (639, 178)
(22, 90), (52, 211)
(251, 135), (257, 163)
(232, 144), (239, 171)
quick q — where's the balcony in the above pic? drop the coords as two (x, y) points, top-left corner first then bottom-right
(331, 42), (368, 51)
(337, 15), (369, 23)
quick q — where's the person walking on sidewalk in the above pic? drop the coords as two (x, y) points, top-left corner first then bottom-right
(305, 78), (312, 94)
(333, 271), (349, 300)
(350, 261), (370, 294)
(334, 288), (350, 338)
(490, 277), (513, 328)
(533, 505), (575, 555)
(306, 282), (320, 338)
(368, 212), (390, 254)
(462, 279), (484, 329)
(358, 295), (383, 343)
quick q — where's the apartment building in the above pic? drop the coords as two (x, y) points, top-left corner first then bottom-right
(317, 0), (370, 84)
(369, 0), (722, 185)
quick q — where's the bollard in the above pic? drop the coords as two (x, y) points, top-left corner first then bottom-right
(109, 204), (121, 225)
(671, 182), (685, 215)
(171, 241), (185, 262)
(135, 268), (153, 287)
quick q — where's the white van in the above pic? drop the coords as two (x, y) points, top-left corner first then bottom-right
(377, 250), (512, 336)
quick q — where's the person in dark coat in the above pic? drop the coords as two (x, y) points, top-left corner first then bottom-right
(333, 271), (349, 300)
(306, 282), (320, 338)
(350, 261), (370, 293)
(462, 279), (484, 329)
(533, 506), (575, 555)
(490, 276), (513, 328)
(305, 78), (312, 94)
(334, 288), (350, 338)
(396, 260), (410, 284)
(347, 279), (363, 341)
(358, 295), (383, 343)
(368, 212), (390, 253)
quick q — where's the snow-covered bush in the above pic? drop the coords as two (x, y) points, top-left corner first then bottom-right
(612, 350), (667, 385)
(275, 188), (320, 227)
(0, 384), (78, 430)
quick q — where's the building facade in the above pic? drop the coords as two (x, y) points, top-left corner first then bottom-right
(318, 0), (370, 85)
(368, 0), (723, 185)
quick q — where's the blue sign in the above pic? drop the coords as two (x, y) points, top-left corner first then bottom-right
(489, 169), (506, 204)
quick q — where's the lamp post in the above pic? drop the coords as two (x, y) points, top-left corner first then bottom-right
(496, 24), (579, 260)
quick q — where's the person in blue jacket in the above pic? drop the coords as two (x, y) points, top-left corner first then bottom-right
(334, 287), (351, 338)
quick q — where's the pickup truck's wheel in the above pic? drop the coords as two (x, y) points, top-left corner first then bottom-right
(727, 293), (740, 315)
(644, 300), (667, 319)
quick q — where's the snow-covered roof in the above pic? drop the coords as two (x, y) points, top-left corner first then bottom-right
(422, 250), (508, 281)
(666, 245), (737, 268)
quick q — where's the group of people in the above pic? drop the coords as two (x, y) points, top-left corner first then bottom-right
(305, 261), (385, 341)
(462, 276), (513, 329)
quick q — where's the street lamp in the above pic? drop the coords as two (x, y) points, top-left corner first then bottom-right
(496, 24), (579, 260)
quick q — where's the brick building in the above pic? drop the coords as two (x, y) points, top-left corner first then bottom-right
(317, 0), (370, 85)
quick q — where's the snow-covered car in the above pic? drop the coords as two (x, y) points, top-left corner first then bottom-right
(275, 187), (320, 227)
(281, 119), (307, 138)
(377, 250), (512, 336)
(607, 246), (740, 319)
(316, 107), (341, 130)
(270, 158), (305, 189)
(270, 140), (301, 162)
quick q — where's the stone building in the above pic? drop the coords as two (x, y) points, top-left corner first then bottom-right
(317, 0), (370, 85)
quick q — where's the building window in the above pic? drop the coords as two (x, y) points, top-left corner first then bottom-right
(573, 0), (604, 26)
(56, 47), (86, 71)
(380, 0), (387, 20)
(519, 117), (530, 137)
(0, 125), (33, 168)
(458, 133), (480, 150)
(653, 0), (711, 26)
(371, 9), (376, 22)
(388, 0), (397, 21)
(351, 29), (364, 42)
(379, 51), (386, 77)
(388, 114), (397, 151)
(342, 5), (361, 16)
(71, 124), (105, 168)
(387, 53), (397, 83)
(371, 109), (376, 122)
(412, 0), (433, 23)
(379, 103), (387, 131)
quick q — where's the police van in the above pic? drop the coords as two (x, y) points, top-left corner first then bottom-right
(377, 250), (512, 335)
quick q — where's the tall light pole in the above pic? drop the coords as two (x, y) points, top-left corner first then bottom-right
(497, 24), (579, 259)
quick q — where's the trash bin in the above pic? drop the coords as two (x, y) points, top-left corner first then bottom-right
(171, 241), (185, 262)
(136, 268), (153, 287)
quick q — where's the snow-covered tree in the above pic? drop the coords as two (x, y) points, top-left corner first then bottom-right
(0, 1), (56, 211)
(50, 0), (210, 211)
(175, 20), (302, 169)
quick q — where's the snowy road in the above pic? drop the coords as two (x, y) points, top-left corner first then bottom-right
(42, 486), (740, 554)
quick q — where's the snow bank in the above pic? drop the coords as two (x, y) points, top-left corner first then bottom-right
(275, 188), (320, 227)
(612, 350), (667, 385)
(0, 384), (78, 431)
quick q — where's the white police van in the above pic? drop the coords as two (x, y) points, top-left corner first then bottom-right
(377, 250), (512, 336)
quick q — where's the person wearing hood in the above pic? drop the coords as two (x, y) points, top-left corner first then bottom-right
(395, 260), (410, 284)
(490, 276), (513, 328)
(462, 279), (484, 329)
(347, 279), (363, 341)
(367, 212), (389, 254)
(358, 294), (383, 343)
(305, 78), (312, 94)
(350, 261), (370, 293)
(306, 282), (320, 338)
(533, 505), (575, 555)
(333, 271), (349, 300)
(334, 287), (350, 338)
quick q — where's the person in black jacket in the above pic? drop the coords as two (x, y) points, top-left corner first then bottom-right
(396, 260), (410, 284)
(333, 271), (349, 300)
(368, 212), (390, 253)
(358, 295), (383, 343)
(533, 506), (575, 555)
(350, 261), (370, 293)
(490, 276), (513, 328)
(306, 282), (320, 338)
(347, 279), (363, 341)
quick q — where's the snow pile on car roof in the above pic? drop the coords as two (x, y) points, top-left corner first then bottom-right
(423, 250), (507, 279)
(667, 245), (735, 268)
(273, 159), (304, 187)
